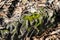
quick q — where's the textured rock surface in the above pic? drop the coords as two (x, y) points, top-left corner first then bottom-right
(0, 0), (60, 40)
(32, 24), (60, 40)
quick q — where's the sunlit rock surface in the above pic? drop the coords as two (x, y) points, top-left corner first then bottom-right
(0, 0), (60, 40)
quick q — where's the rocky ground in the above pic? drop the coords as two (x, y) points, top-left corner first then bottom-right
(32, 24), (60, 40)
(0, 0), (60, 40)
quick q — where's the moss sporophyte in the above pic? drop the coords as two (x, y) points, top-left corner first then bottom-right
(23, 12), (43, 31)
